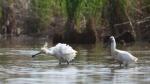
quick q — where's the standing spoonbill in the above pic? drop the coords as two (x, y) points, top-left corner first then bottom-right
(32, 42), (77, 64)
(110, 36), (138, 67)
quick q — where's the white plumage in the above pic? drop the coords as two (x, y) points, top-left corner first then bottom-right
(32, 42), (77, 64)
(110, 36), (138, 67)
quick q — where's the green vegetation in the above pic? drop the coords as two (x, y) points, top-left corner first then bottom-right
(0, 0), (149, 43)
(26, 0), (52, 34)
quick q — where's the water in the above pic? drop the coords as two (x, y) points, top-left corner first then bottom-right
(0, 41), (150, 84)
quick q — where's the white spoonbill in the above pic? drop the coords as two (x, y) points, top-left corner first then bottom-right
(110, 36), (138, 67)
(32, 42), (77, 64)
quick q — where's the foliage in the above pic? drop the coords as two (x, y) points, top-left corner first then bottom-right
(80, 0), (108, 27)
(0, 0), (2, 18)
(59, 0), (108, 30)
(0, 0), (149, 42)
(26, 0), (54, 34)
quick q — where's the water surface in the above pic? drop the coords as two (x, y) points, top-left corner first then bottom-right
(0, 41), (150, 84)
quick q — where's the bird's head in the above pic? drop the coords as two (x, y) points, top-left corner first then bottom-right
(32, 42), (49, 58)
(110, 36), (115, 43)
(41, 42), (48, 53)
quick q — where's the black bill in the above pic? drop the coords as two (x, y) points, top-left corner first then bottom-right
(32, 51), (42, 58)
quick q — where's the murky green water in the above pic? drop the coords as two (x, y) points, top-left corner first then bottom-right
(0, 41), (150, 84)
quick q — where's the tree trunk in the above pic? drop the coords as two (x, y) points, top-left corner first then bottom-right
(64, 17), (77, 43)
(1, 1), (16, 37)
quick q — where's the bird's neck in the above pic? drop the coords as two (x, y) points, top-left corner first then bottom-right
(111, 39), (116, 52)
(44, 48), (54, 55)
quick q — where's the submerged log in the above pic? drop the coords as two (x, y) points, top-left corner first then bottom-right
(53, 28), (96, 44)
(53, 33), (64, 44)
(102, 31), (135, 47)
(77, 18), (96, 44)
(53, 18), (96, 44)
(115, 31), (135, 45)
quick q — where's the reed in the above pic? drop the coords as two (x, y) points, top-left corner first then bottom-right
(0, 0), (149, 42)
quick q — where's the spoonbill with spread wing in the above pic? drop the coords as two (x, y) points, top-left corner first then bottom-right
(32, 42), (77, 64)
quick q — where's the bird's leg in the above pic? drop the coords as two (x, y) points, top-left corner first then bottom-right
(119, 63), (122, 67)
(59, 59), (62, 65)
(66, 61), (69, 65)
(118, 61), (122, 67)
(124, 64), (128, 67)
(59, 61), (62, 65)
